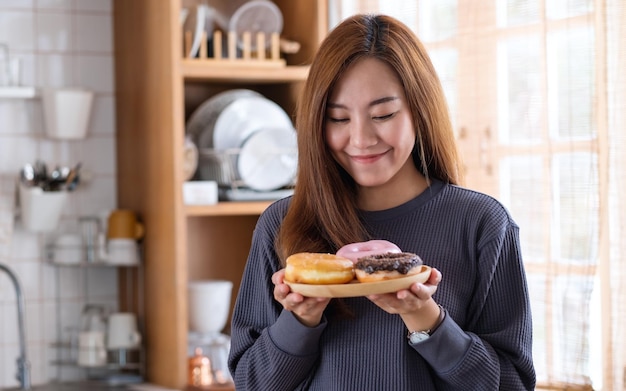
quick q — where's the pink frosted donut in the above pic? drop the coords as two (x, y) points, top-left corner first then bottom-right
(336, 240), (401, 263)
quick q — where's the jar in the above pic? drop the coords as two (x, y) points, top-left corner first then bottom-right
(188, 347), (212, 387)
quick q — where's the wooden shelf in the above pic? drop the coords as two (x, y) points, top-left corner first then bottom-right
(0, 86), (38, 99)
(185, 201), (272, 217)
(113, 0), (328, 388)
(182, 60), (309, 83)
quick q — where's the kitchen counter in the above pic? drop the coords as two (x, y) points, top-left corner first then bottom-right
(3, 382), (178, 391)
(3, 382), (235, 391)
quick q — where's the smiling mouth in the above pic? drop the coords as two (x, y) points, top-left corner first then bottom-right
(350, 151), (387, 164)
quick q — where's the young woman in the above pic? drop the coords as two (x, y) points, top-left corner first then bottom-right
(228, 14), (535, 390)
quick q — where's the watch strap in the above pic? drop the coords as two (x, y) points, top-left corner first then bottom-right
(406, 304), (445, 341)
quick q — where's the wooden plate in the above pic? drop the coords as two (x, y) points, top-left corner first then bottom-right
(285, 266), (431, 298)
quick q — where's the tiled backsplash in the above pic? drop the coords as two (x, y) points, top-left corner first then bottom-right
(0, 1), (118, 387)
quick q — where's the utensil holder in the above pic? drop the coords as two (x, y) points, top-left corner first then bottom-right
(18, 184), (68, 232)
(42, 88), (94, 139)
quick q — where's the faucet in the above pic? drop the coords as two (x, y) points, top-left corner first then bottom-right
(0, 263), (31, 390)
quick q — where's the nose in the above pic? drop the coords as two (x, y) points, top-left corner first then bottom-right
(349, 118), (378, 149)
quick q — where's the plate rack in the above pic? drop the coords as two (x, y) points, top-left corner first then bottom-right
(184, 30), (286, 68)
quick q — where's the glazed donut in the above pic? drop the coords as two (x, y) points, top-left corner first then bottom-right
(336, 240), (401, 263)
(354, 252), (423, 283)
(285, 253), (355, 284)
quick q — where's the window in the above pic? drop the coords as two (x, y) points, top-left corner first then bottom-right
(329, 1), (625, 389)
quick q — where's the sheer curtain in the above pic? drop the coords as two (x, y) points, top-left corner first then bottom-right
(328, 1), (625, 389)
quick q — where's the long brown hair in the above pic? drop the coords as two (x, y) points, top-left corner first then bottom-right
(276, 14), (463, 263)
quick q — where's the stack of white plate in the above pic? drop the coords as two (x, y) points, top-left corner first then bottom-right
(186, 89), (298, 194)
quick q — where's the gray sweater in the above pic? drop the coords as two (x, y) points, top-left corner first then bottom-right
(228, 181), (536, 390)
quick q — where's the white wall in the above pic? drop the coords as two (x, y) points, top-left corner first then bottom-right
(0, 0), (118, 387)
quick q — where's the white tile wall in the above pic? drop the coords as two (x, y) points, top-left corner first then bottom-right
(0, 0), (119, 387)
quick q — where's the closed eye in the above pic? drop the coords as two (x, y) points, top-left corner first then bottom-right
(327, 117), (349, 123)
(373, 112), (396, 121)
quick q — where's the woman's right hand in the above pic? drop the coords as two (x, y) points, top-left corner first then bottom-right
(272, 269), (331, 327)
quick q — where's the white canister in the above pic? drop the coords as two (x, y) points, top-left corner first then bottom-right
(107, 312), (142, 350)
(42, 88), (94, 139)
(19, 185), (68, 232)
(105, 238), (139, 265)
(77, 331), (107, 367)
(188, 280), (233, 334)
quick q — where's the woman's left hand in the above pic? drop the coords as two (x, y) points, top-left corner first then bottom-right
(366, 267), (443, 331)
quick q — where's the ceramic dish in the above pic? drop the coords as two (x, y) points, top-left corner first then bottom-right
(183, 4), (207, 58)
(237, 126), (298, 191)
(185, 89), (262, 149)
(285, 266), (432, 298)
(229, 0), (283, 50)
(212, 95), (293, 150)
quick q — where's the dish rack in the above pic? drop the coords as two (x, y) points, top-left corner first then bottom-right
(197, 148), (296, 201)
(184, 30), (286, 67)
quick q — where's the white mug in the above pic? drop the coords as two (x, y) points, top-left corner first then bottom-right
(77, 331), (107, 367)
(188, 280), (233, 334)
(107, 312), (141, 350)
(107, 238), (139, 265)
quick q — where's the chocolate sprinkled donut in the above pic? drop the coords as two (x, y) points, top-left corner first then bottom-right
(355, 252), (423, 275)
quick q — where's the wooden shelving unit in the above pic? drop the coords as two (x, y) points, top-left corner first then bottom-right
(181, 61), (310, 83)
(112, 0), (328, 388)
(184, 201), (273, 217)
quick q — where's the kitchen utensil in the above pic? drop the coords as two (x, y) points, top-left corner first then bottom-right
(230, 0), (283, 50)
(20, 163), (35, 187)
(77, 331), (107, 367)
(52, 234), (82, 264)
(183, 135), (199, 180)
(102, 238), (139, 265)
(0, 43), (21, 86)
(18, 184), (68, 232)
(107, 312), (141, 350)
(187, 280), (233, 334)
(106, 209), (144, 240)
(208, 0), (283, 51)
(183, 4), (210, 58)
(79, 216), (101, 262)
(42, 88), (94, 139)
(188, 332), (233, 386)
(285, 266), (432, 298)
(80, 304), (108, 333)
(182, 181), (218, 205)
(188, 347), (212, 387)
(237, 126), (297, 191)
(212, 95), (293, 150)
(64, 162), (81, 191)
(186, 89), (262, 149)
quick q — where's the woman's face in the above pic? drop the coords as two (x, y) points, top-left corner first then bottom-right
(325, 57), (417, 191)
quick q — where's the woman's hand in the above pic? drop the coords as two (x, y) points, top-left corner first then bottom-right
(272, 269), (331, 327)
(366, 267), (443, 332)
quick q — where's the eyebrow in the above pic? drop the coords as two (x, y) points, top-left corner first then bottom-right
(327, 96), (399, 109)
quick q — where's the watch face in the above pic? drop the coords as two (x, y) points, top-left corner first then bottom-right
(409, 331), (430, 344)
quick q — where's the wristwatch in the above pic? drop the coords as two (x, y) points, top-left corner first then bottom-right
(407, 329), (431, 344)
(407, 304), (445, 345)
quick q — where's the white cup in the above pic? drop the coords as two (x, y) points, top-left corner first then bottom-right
(77, 331), (107, 367)
(106, 238), (139, 265)
(53, 234), (82, 264)
(107, 312), (141, 350)
(188, 280), (233, 334)
(42, 88), (94, 139)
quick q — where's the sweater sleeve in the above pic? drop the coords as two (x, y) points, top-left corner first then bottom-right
(228, 201), (324, 390)
(413, 220), (536, 390)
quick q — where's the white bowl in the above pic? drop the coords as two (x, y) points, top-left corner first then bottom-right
(188, 280), (233, 334)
